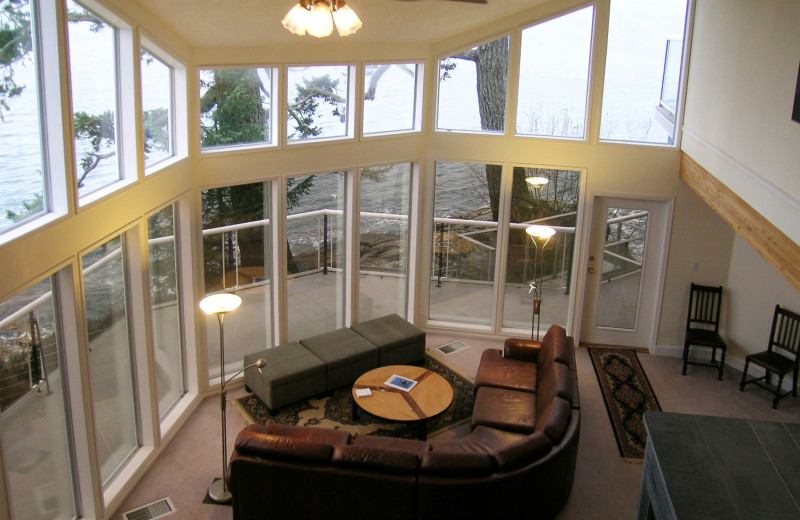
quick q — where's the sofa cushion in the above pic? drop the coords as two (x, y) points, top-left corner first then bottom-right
(332, 445), (420, 474)
(474, 349), (537, 393)
(244, 423), (351, 446)
(431, 425), (526, 456)
(534, 397), (572, 443)
(352, 434), (430, 458)
(471, 386), (537, 434)
(536, 362), (572, 414)
(420, 450), (495, 476)
(492, 431), (552, 470)
(300, 327), (379, 390)
(538, 325), (571, 378)
(350, 313), (426, 366)
(503, 337), (543, 363)
(234, 429), (333, 463)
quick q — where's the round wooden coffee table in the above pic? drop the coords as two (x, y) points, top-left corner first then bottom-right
(352, 365), (453, 440)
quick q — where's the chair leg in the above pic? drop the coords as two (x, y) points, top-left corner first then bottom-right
(793, 368), (799, 398)
(739, 361), (749, 391)
(774, 373), (784, 409)
(682, 342), (689, 375)
(717, 349), (725, 381)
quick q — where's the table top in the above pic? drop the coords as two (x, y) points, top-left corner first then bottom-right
(352, 365), (453, 422)
(643, 412), (800, 520)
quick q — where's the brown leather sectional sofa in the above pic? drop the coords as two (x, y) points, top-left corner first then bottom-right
(227, 325), (580, 520)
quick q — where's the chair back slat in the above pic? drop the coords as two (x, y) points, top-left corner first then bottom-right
(769, 305), (800, 357)
(687, 284), (723, 331)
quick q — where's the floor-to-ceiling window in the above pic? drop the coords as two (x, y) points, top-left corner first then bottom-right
(429, 161), (499, 328)
(82, 234), (139, 487)
(0, 276), (78, 520)
(359, 163), (412, 320)
(286, 171), (346, 340)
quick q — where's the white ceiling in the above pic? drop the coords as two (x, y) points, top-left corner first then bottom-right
(133, 0), (544, 48)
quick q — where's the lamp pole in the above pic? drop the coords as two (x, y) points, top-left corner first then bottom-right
(526, 225), (556, 341)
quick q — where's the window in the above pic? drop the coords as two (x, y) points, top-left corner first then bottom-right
(437, 35), (510, 134)
(82, 235), (139, 486)
(147, 204), (185, 418)
(200, 67), (276, 150)
(286, 171), (346, 340)
(429, 161), (499, 327)
(0, 0), (48, 234)
(67, 0), (123, 198)
(502, 167), (581, 333)
(201, 182), (273, 380)
(600, 0), (689, 144)
(516, 7), (594, 139)
(363, 64), (422, 135)
(287, 65), (353, 142)
(359, 164), (412, 319)
(0, 276), (78, 520)
(141, 48), (174, 169)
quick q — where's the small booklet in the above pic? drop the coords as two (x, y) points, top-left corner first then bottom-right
(384, 374), (418, 392)
(355, 388), (372, 398)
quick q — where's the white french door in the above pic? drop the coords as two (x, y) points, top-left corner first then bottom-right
(580, 196), (673, 350)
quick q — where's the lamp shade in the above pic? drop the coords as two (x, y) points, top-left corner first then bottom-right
(526, 225), (556, 241)
(199, 293), (242, 315)
(307, 0), (334, 38)
(333, 4), (362, 36)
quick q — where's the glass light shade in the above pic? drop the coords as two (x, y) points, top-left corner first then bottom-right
(526, 176), (549, 188)
(333, 5), (362, 36)
(199, 293), (242, 315)
(307, 1), (334, 38)
(526, 225), (556, 241)
(282, 3), (311, 36)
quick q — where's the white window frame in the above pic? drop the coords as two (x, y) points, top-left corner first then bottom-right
(362, 62), (425, 138)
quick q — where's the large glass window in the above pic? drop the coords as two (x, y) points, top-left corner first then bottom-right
(0, 277), (78, 520)
(363, 64), (421, 135)
(516, 7), (593, 139)
(201, 182), (272, 380)
(502, 167), (581, 333)
(286, 171), (345, 340)
(429, 161), (499, 327)
(287, 65), (352, 142)
(82, 235), (138, 487)
(437, 35), (510, 133)
(141, 48), (174, 169)
(0, 0), (48, 233)
(600, 0), (689, 144)
(200, 67), (275, 150)
(67, 0), (122, 197)
(359, 164), (412, 320)
(147, 205), (184, 418)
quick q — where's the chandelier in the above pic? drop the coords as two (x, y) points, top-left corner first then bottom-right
(282, 0), (363, 38)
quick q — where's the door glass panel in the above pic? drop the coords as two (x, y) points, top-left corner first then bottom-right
(595, 207), (648, 330)
(0, 276), (78, 520)
(359, 164), (411, 320)
(502, 168), (581, 334)
(286, 172), (346, 341)
(429, 161), (499, 327)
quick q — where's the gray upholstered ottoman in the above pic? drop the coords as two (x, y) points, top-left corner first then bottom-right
(351, 313), (425, 366)
(243, 342), (326, 411)
(299, 328), (378, 390)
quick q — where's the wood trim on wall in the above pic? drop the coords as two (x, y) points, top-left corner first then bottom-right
(681, 152), (800, 293)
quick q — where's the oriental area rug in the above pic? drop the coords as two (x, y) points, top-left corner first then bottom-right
(234, 355), (475, 440)
(587, 346), (661, 462)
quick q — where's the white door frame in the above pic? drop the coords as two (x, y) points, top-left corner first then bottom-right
(574, 194), (673, 352)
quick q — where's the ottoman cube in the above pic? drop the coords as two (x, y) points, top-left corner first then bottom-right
(243, 342), (326, 411)
(471, 386), (537, 434)
(300, 328), (378, 390)
(350, 313), (425, 366)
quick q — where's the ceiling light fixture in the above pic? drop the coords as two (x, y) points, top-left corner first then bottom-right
(282, 0), (363, 38)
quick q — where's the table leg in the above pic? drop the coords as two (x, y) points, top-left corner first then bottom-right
(418, 419), (427, 440)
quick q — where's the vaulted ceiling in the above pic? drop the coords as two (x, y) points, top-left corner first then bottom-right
(134, 0), (545, 48)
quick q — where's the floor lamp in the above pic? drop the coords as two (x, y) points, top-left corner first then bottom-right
(526, 225), (556, 340)
(200, 293), (265, 503)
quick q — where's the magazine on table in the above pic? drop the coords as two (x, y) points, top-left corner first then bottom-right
(384, 374), (418, 392)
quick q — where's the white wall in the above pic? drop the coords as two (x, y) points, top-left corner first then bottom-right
(682, 0), (800, 246)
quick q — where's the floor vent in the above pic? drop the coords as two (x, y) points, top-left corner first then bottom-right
(436, 340), (469, 355)
(123, 498), (175, 520)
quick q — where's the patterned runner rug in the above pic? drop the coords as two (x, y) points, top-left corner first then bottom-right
(233, 355), (474, 439)
(587, 347), (661, 462)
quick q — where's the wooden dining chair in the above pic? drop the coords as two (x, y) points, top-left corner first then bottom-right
(739, 304), (800, 408)
(682, 283), (727, 380)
